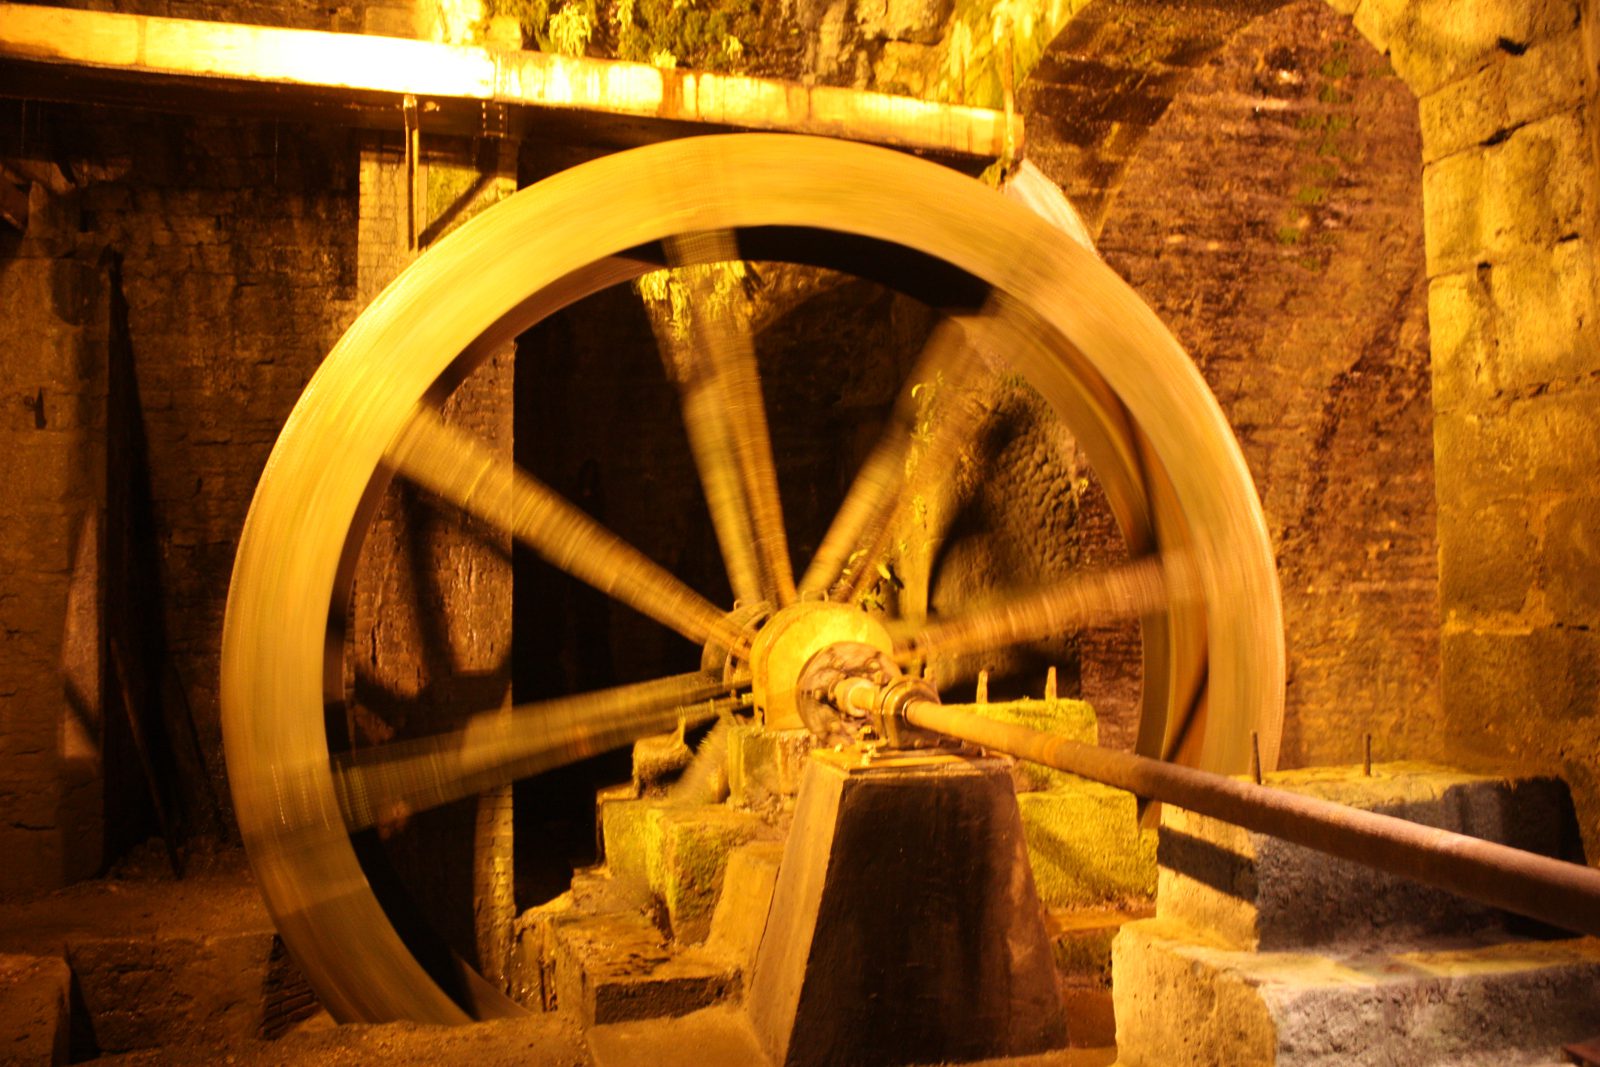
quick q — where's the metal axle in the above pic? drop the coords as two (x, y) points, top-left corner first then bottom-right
(893, 697), (1600, 938)
(784, 660), (1600, 938)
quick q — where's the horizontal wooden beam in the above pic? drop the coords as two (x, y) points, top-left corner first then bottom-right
(0, 4), (1019, 167)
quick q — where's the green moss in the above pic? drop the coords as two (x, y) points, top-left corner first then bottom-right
(485, 0), (600, 54)
(659, 808), (763, 941)
(1019, 784), (1157, 907)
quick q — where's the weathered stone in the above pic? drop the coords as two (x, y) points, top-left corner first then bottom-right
(1488, 240), (1599, 389)
(1439, 631), (1600, 814)
(1543, 494), (1600, 626)
(1114, 917), (1600, 1067)
(657, 806), (768, 943)
(632, 730), (692, 793)
(1419, 66), (1503, 163)
(1436, 499), (1535, 614)
(1422, 148), (1486, 276)
(599, 795), (666, 892)
(1435, 391), (1600, 511)
(1155, 763), (1580, 952)
(1044, 905), (1148, 985)
(548, 911), (738, 1027)
(1018, 782), (1156, 907)
(1427, 268), (1494, 410)
(726, 725), (813, 813)
(1503, 30), (1587, 122)
(707, 841), (784, 975)
(0, 952), (70, 1066)
(1483, 110), (1590, 256)
(66, 931), (279, 1052)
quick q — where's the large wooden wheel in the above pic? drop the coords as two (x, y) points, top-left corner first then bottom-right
(220, 133), (1284, 1024)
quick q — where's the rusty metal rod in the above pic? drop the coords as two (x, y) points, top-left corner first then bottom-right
(901, 698), (1600, 938)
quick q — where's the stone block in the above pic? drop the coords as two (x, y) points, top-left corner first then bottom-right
(727, 725), (813, 812)
(656, 806), (768, 943)
(1426, 269), (1493, 410)
(1440, 628), (1600, 755)
(1437, 498), (1535, 614)
(66, 931), (278, 1052)
(599, 795), (666, 892)
(1044, 905), (1149, 986)
(969, 697), (1098, 791)
(0, 952), (70, 1066)
(1419, 66), (1502, 163)
(1018, 782), (1156, 907)
(1421, 148), (1485, 276)
(1387, 0), (1504, 95)
(1155, 762), (1580, 952)
(632, 730), (691, 793)
(548, 911), (738, 1027)
(1489, 241), (1599, 390)
(1484, 111), (1590, 256)
(1543, 493), (1600, 626)
(1502, 31), (1586, 120)
(1435, 391), (1600, 511)
(1113, 917), (1600, 1067)
(707, 841), (784, 975)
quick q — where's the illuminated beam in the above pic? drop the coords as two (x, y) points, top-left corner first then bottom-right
(0, 4), (1020, 165)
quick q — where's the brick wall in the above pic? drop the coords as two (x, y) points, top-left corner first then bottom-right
(2, 105), (363, 850)
(1094, 0), (1439, 770)
(0, 190), (110, 889)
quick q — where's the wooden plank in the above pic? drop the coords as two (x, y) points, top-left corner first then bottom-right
(0, 4), (1019, 164)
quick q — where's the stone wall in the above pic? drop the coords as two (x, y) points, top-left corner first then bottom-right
(1384, 0), (1600, 855)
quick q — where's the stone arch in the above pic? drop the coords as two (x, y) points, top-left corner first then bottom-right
(1021, 0), (1600, 849)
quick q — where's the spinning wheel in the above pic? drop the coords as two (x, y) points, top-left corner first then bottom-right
(219, 133), (1284, 1024)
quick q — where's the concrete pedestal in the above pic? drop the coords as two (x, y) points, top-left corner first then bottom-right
(747, 748), (1067, 1066)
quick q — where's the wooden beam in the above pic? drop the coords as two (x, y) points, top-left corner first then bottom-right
(0, 4), (1020, 166)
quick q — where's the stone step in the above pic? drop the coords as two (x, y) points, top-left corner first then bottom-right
(0, 865), (317, 1057)
(0, 952), (70, 1065)
(1113, 917), (1600, 1067)
(1045, 906), (1151, 1050)
(598, 796), (775, 943)
(547, 910), (740, 1027)
(1155, 761), (1581, 951)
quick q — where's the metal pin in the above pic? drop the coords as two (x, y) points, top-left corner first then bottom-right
(1364, 734), (1373, 777)
(976, 669), (989, 705)
(1044, 665), (1057, 703)
(1250, 730), (1262, 785)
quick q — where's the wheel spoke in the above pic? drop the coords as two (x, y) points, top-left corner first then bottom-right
(897, 555), (1188, 660)
(803, 313), (993, 602)
(334, 670), (744, 832)
(652, 285), (765, 606)
(386, 403), (744, 652)
(666, 232), (796, 606)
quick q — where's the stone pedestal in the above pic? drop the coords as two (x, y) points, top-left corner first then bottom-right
(747, 748), (1067, 1066)
(1113, 762), (1600, 1066)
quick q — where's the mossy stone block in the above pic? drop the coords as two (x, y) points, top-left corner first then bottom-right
(599, 795), (666, 891)
(658, 806), (767, 943)
(967, 697), (1097, 792)
(1017, 780), (1156, 907)
(727, 724), (813, 810)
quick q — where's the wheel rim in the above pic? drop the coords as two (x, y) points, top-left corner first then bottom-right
(221, 132), (1284, 1023)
